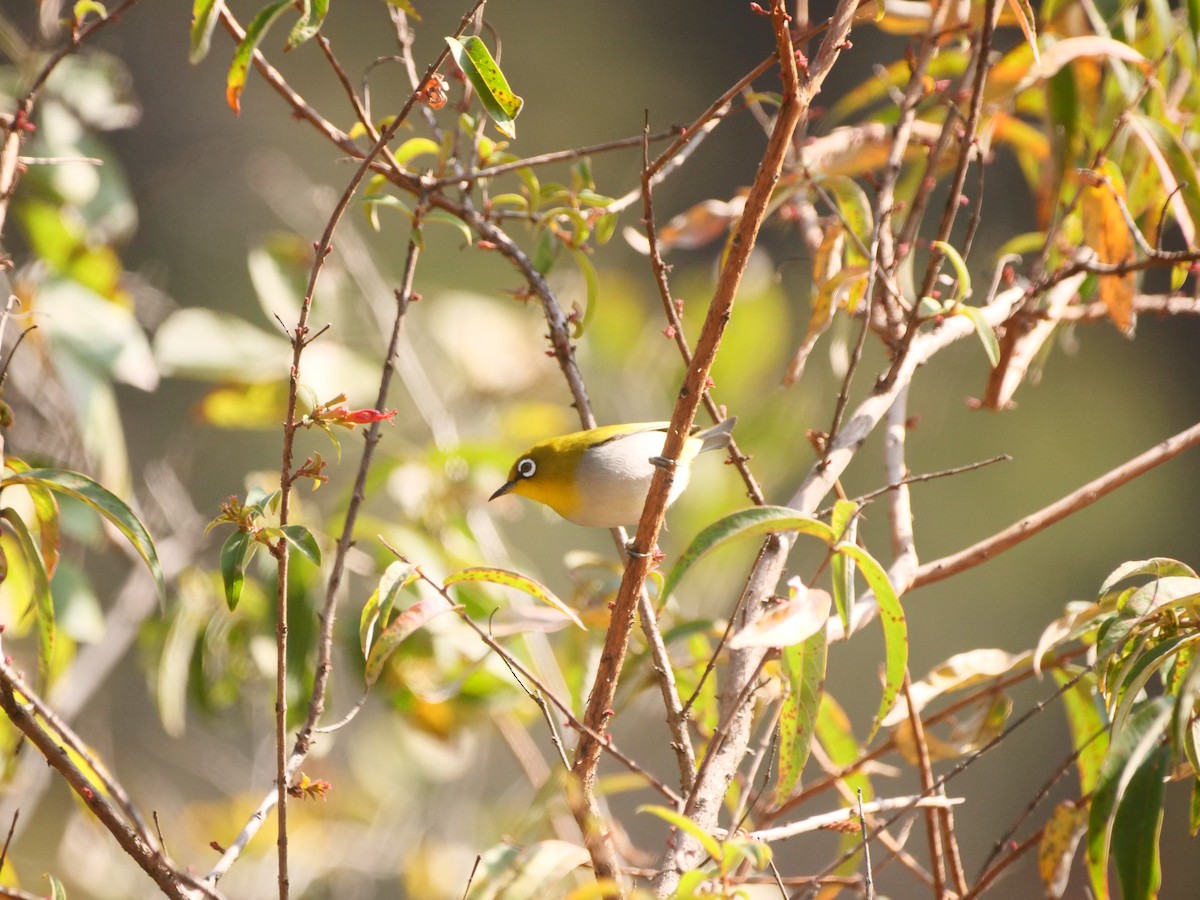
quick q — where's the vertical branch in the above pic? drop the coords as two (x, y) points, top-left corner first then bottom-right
(567, 0), (813, 888)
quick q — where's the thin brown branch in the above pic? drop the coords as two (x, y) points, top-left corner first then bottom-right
(912, 419), (1200, 589)
(570, 2), (809, 887)
(0, 660), (225, 900)
(653, 2), (861, 893)
(902, 674), (947, 899)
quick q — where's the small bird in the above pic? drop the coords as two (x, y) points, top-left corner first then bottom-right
(490, 418), (736, 528)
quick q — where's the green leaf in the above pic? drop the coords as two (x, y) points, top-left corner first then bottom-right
(5, 457), (61, 579)
(445, 36), (524, 138)
(286, 0), (328, 49)
(775, 627), (827, 804)
(73, 1), (107, 24)
(638, 805), (723, 864)
(1087, 696), (1172, 900)
(277, 524), (321, 566)
(1053, 667), (1109, 796)
(957, 304), (1001, 368)
(568, 247), (599, 337)
(3, 469), (165, 604)
(45, 874), (67, 900)
(1112, 744), (1168, 900)
(932, 240), (972, 305)
(829, 499), (858, 630)
(820, 176), (874, 265)
(1, 509), (55, 691)
(190, 0), (224, 63)
(226, 1), (292, 114)
(1100, 557), (1197, 594)
(360, 560), (417, 655)
(220, 530), (255, 611)
(364, 599), (451, 688)
(443, 567), (584, 630)
(392, 137), (441, 167)
(663, 507), (837, 601)
(837, 542), (906, 740)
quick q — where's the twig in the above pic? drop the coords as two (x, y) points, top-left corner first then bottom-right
(565, 3), (810, 888)
(903, 673), (947, 899)
(912, 419), (1200, 589)
(653, 3), (863, 892)
(738, 794), (965, 844)
(859, 790), (875, 900)
(0, 662), (225, 900)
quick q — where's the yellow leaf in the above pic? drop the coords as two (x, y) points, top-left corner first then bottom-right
(1079, 165), (1136, 335)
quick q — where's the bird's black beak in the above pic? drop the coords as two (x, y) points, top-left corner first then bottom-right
(489, 480), (517, 502)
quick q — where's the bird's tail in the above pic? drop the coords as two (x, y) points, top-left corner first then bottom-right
(695, 417), (737, 453)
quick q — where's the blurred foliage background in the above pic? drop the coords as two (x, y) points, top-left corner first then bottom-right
(1, 1), (1200, 898)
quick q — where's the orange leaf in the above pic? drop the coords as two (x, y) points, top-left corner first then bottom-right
(1080, 165), (1136, 336)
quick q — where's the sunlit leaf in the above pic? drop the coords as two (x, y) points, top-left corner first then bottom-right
(1112, 744), (1167, 900)
(444, 567), (584, 630)
(568, 248), (599, 337)
(364, 599), (452, 688)
(731, 583), (830, 649)
(287, 0), (328, 49)
(1053, 668), (1109, 796)
(662, 507), (837, 601)
(1086, 696), (1171, 900)
(1030, 37), (1147, 85)
(360, 560), (417, 655)
(1039, 800), (1088, 899)
(1126, 114), (1200, 247)
(277, 525), (320, 566)
(837, 542), (905, 740)
(226, 0), (291, 114)
(1079, 164), (1136, 336)
(638, 805), (722, 864)
(190, 0), (225, 63)
(0, 509), (54, 690)
(829, 499), (858, 630)
(1005, 0), (1038, 63)
(446, 36), (523, 138)
(5, 458), (61, 579)
(3, 469), (164, 603)
(220, 530), (254, 611)
(775, 624), (827, 804)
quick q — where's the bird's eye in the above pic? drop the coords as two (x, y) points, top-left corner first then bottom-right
(517, 458), (536, 478)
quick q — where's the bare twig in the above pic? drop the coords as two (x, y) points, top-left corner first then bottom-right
(912, 420), (1200, 589)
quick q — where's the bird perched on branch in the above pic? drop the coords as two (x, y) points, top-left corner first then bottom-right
(490, 418), (736, 528)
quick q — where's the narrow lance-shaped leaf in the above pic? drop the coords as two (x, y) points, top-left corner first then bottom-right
(287, 0), (328, 49)
(775, 626), (828, 805)
(443, 567), (584, 630)
(662, 507), (838, 601)
(446, 36), (524, 139)
(1111, 744), (1168, 900)
(220, 530), (255, 611)
(226, 0), (291, 114)
(5, 457), (60, 578)
(637, 805), (723, 865)
(190, 0), (225, 63)
(1086, 696), (1172, 900)
(837, 541), (906, 740)
(568, 247), (600, 337)
(3, 469), (165, 604)
(364, 599), (451, 688)
(361, 560), (417, 655)
(829, 499), (858, 630)
(1, 509), (54, 691)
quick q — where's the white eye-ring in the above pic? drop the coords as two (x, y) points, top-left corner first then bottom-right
(517, 458), (536, 478)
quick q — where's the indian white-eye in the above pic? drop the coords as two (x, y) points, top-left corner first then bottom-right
(489, 418), (736, 528)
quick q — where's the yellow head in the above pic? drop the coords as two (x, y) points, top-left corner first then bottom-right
(490, 419), (735, 528)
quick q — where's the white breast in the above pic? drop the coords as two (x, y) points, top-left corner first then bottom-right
(569, 431), (690, 527)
